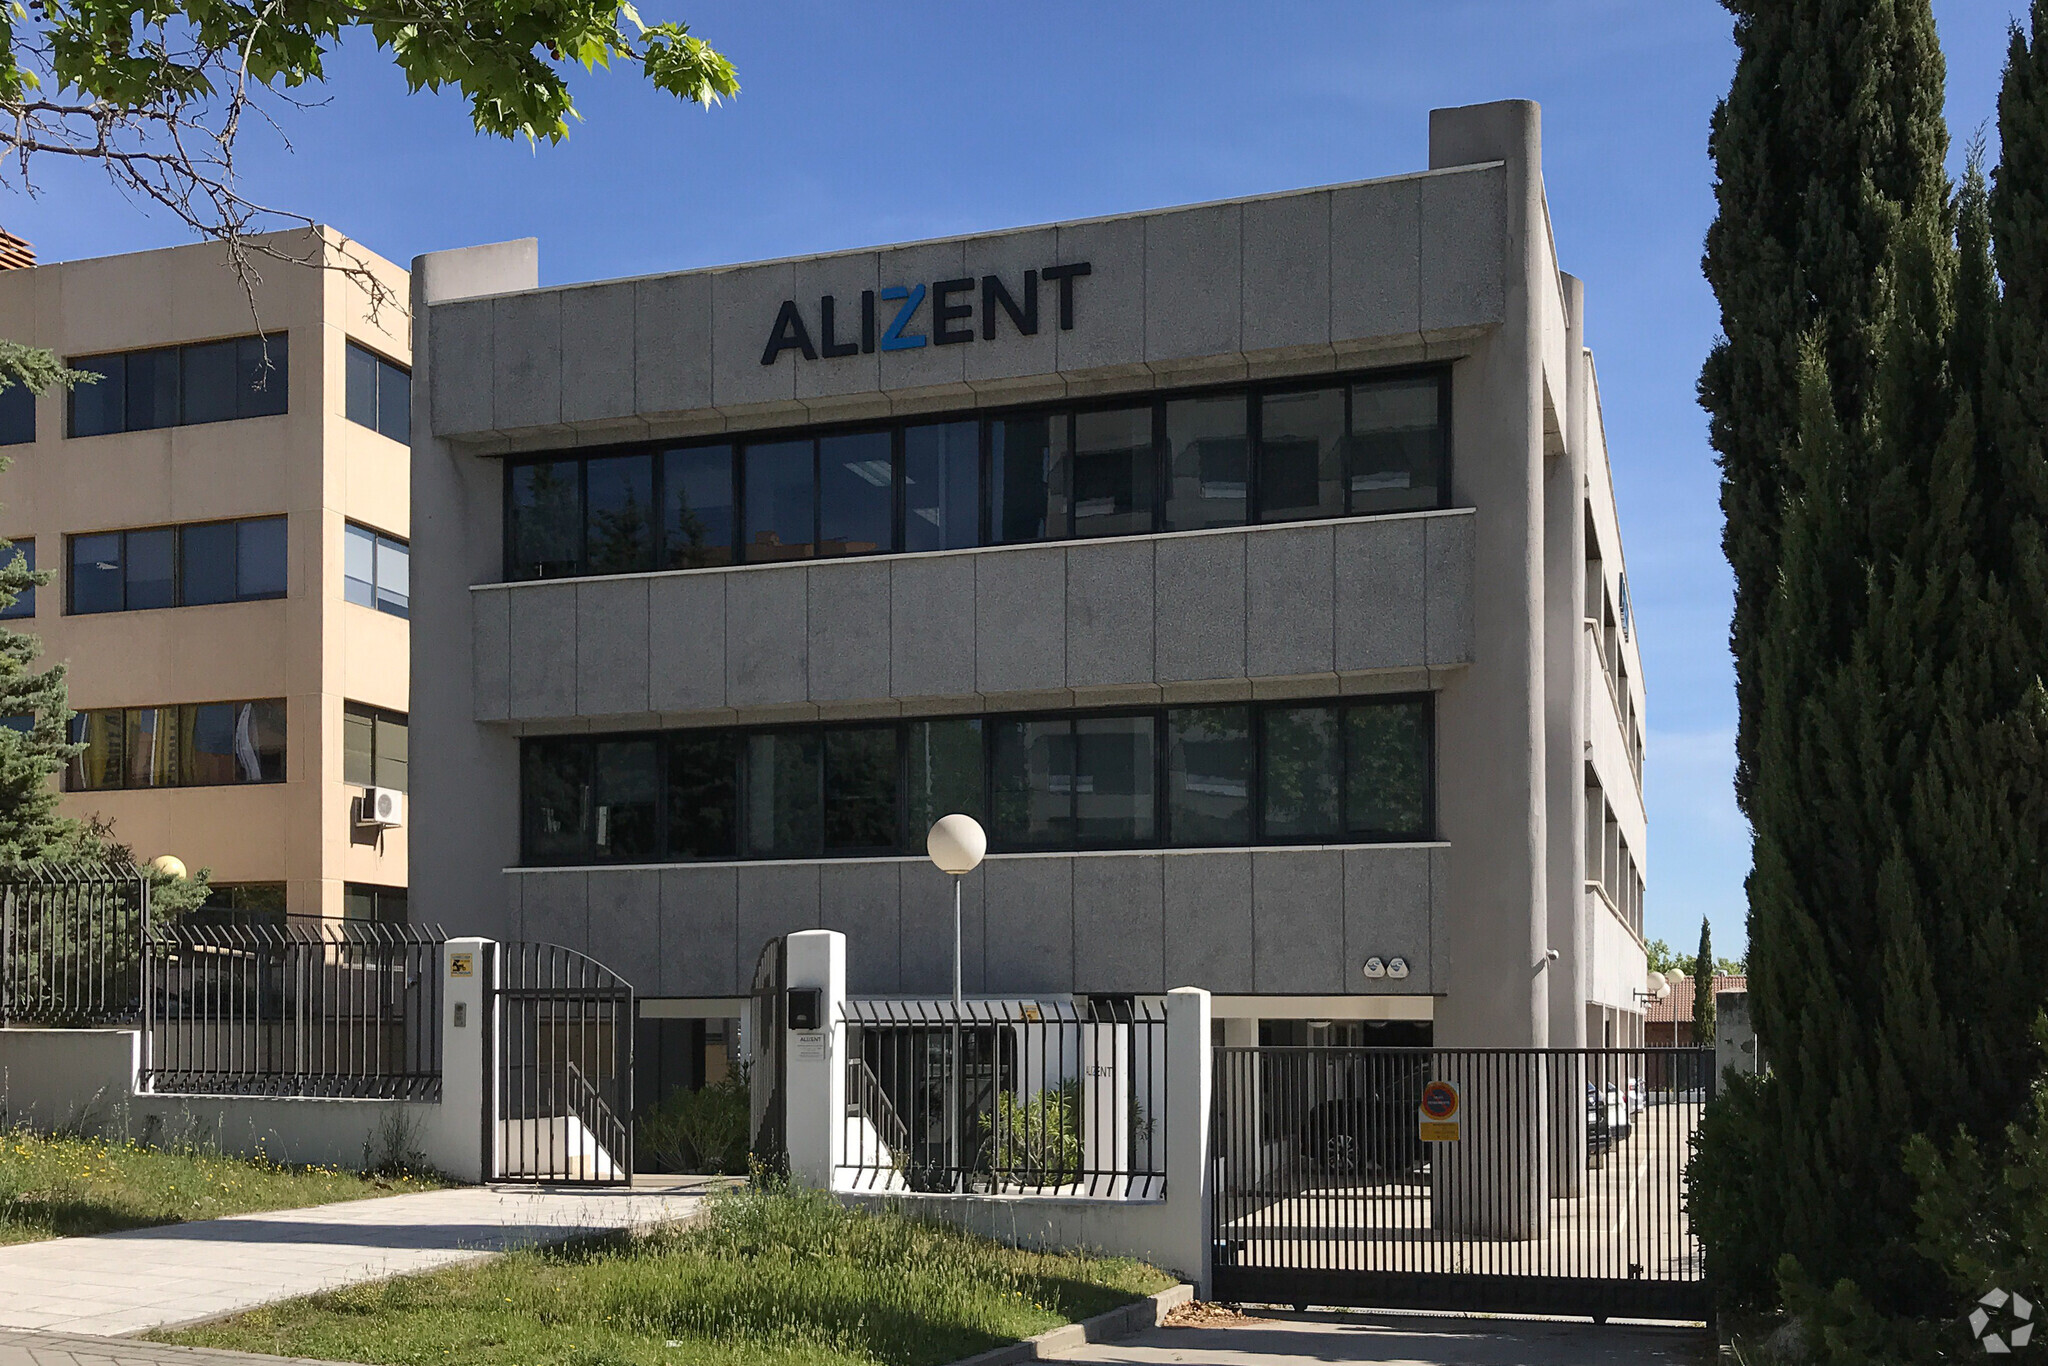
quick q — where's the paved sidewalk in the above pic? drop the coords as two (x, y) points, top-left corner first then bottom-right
(0, 1178), (719, 1338)
(0, 1327), (356, 1366)
(1060, 1309), (1715, 1365)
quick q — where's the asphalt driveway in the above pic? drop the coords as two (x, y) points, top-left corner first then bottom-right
(1064, 1309), (1715, 1366)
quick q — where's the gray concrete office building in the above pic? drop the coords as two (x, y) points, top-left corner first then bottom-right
(408, 99), (1651, 1074)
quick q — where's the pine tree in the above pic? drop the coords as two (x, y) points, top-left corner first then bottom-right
(0, 460), (85, 861)
(1699, 0), (1950, 815)
(1693, 918), (1717, 1046)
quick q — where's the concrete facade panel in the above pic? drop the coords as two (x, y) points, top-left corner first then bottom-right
(976, 547), (1067, 694)
(1073, 856), (1165, 994)
(576, 577), (651, 717)
(726, 568), (810, 707)
(1333, 518), (1427, 671)
(587, 868), (660, 983)
(982, 858), (1074, 997)
(876, 239), (969, 394)
(1145, 203), (1242, 365)
(428, 298), (494, 435)
(1429, 845), (1452, 997)
(1246, 524), (1335, 677)
(900, 862), (985, 995)
(491, 291), (563, 431)
(1064, 539), (1155, 688)
(1162, 854), (1254, 993)
(635, 273), (714, 417)
(711, 263), (800, 410)
(890, 555), (978, 699)
(963, 228), (1060, 383)
(1418, 166), (1508, 334)
(472, 588), (510, 721)
(1154, 535), (1245, 682)
(519, 871), (591, 955)
(559, 282), (637, 425)
(649, 573), (727, 713)
(1242, 192), (1333, 355)
(1341, 847), (1432, 994)
(1330, 179), (1423, 343)
(507, 582), (579, 719)
(807, 560), (892, 703)
(1425, 512), (1476, 665)
(736, 863), (821, 972)
(1251, 851), (1346, 994)
(658, 865), (739, 997)
(819, 861), (902, 995)
(1053, 217), (1146, 374)
(791, 252), (882, 404)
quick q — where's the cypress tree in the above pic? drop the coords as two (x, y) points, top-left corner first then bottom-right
(1700, 0), (1949, 814)
(1693, 917), (1717, 1046)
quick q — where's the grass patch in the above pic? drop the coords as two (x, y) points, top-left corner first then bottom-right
(158, 1181), (1177, 1366)
(0, 1127), (442, 1243)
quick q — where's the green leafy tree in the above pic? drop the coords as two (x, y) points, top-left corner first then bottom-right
(1699, 0), (1950, 815)
(1692, 917), (1717, 1045)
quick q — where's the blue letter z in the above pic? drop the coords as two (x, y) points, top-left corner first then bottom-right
(879, 284), (928, 351)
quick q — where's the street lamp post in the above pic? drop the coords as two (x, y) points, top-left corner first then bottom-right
(926, 814), (986, 1192)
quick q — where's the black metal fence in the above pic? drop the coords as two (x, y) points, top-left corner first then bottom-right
(490, 940), (634, 1185)
(1211, 1046), (1713, 1321)
(0, 865), (149, 1027)
(841, 997), (1166, 1197)
(142, 919), (444, 1100)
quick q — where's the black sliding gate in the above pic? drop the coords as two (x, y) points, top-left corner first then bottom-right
(488, 942), (635, 1185)
(1211, 1046), (1713, 1322)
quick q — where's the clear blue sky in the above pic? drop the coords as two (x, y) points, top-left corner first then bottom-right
(8, 2), (2023, 958)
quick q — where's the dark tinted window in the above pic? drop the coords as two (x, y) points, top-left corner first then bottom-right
(235, 335), (288, 418)
(1346, 699), (1430, 836)
(0, 384), (33, 446)
(123, 527), (176, 610)
(345, 342), (410, 443)
(69, 534), (122, 614)
(68, 356), (125, 437)
(904, 422), (978, 552)
(180, 522), (238, 605)
(181, 340), (238, 425)
(1260, 705), (1341, 838)
(905, 717), (982, 847)
(345, 343), (378, 429)
(124, 348), (178, 431)
(344, 884), (408, 923)
(0, 539), (33, 620)
(1166, 706), (1251, 844)
(1164, 395), (1247, 531)
(524, 739), (590, 862)
(1074, 715), (1155, 842)
(592, 739), (658, 860)
(236, 517), (288, 599)
(991, 717), (1072, 848)
(585, 453), (656, 575)
(667, 731), (738, 858)
(1071, 407), (1153, 538)
(1258, 387), (1345, 522)
(343, 703), (408, 791)
(508, 461), (583, 579)
(991, 414), (1061, 543)
(664, 446), (732, 568)
(69, 699), (284, 789)
(744, 730), (819, 856)
(1349, 376), (1444, 513)
(824, 726), (896, 851)
(743, 440), (814, 563)
(819, 431), (893, 558)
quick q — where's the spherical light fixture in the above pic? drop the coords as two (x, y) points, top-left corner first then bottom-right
(926, 814), (986, 876)
(1664, 967), (1688, 988)
(150, 854), (187, 880)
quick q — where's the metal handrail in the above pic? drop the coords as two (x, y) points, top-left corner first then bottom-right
(846, 1056), (911, 1157)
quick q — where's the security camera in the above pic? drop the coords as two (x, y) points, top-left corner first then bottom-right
(1362, 956), (1387, 979)
(1545, 948), (1561, 961)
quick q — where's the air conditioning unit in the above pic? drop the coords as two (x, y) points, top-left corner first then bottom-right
(360, 786), (405, 829)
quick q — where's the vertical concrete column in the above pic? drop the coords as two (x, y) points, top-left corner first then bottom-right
(1161, 987), (1214, 1296)
(1426, 95), (1553, 1057)
(1431, 1050), (1551, 1239)
(1546, 272), (1590, 1197)
(783, 929), (846, 1189)
(425, 937), (492, 1183)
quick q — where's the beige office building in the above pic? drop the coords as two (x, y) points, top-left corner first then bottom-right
(0, 229), (414, 922)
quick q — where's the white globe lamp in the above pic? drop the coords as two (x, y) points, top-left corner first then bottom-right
(150, 854), (187, 881)
(926, 814), (986, 876)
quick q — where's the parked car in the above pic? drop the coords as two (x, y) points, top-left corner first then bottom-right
(1298, 1061), (1428, 1182)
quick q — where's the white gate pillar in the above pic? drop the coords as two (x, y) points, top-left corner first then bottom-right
(425, 937), (491, 1183)
(783, 930), (846, 1188)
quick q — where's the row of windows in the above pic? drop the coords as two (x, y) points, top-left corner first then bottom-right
(0, 520), (408, 619)
(503, 368), (1450, 581)
(192, 882), (409, 925)
(345, 343), (411, 444)
(69, 517), (286, 614)
(343, 702), (409, 791)
(344, 522), (410, 618)
(69, 335), (289, 437)
(521, 696), (1432, 866)
(68, 699), (287, 791)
